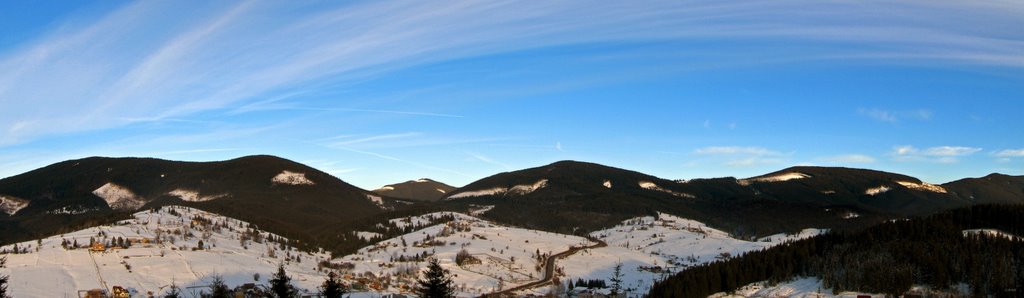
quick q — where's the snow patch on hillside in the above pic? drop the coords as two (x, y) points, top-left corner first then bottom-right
(378, 186), (395, 191)
(448, 187), (507, 199)
(448, 180), (549, 199)
(509, 179), (548, 195)
(865, 186), (891, 196)
(92, 183), (146, 211)
(0, 195), (28, 215)
(366, 194), (387, 209)
(0, 206), (333, 297)
(167, 189), (227, 202)
(469, 205), (495, 216)
(638, 181), (695, 198)
(356, 231), (383, 241)
(603, 180), (612, 188)
(436, 188), (447, 194)
(963, 229), (1021, 240)
(271, 170), (314, 185)
(46, 206), (99, 215)
(738, 172), (810, 185)
(896, 181), (947, 193)
(710, 277), (887, 298)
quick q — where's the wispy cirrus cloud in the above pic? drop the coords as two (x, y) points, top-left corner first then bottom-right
(858, 108), (933, 122)
(892, 145), (982, 163)
(819, 154), (876, 164)
(695, 146), (787, 168)
(1, 1), (1022, 147)
(328, 133), (422, 147)
(694, 146), (782, 156)
(464, 152), (513, 170)
(995, 149), (1024, 163)
(995, 149), (1024, 158)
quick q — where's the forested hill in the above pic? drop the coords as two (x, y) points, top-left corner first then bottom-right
(646, 204), (1024, 298)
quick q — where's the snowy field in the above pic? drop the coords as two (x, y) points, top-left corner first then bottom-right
(557, 213), (825, 296)
(1, 208), (827, 297)
(336, 212), (593, 297)
(708, 277), (967, 298)
(0, 206), (334, 297)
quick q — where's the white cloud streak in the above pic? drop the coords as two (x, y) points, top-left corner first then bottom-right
(328, 133), (422, 147)
(923, 146), (983, 157)
(695, 146), (788, 168)
(695, 146), (782, 156)
(858, 108), (933, 122)
(465, 152), (513, 170)
(820, 154), (876, 164)
(995, 149), (1024, 158)
(0, 1), (1021, 146)
(891, 145), (982, 163)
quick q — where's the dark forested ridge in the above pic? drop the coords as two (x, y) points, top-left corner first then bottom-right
(0, 155), (404, 250)
(372, 178), (456, 202)
(442, 161), (1024, 239)
(646, 204), (1024, 298)
(2, 156), (1023, 263)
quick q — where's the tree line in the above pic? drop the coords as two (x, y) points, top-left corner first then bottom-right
(647, 204), (1024, 298)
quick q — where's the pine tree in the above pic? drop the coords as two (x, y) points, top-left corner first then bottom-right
(164, 282), (181, 298)
(414, 258), (456, 298)
(269, 263), (295, 298)
(609, 262), (623, 297)
(0, 257), (9, 298)
(319, 272), (346, 298)
(208, 275), (231, 298)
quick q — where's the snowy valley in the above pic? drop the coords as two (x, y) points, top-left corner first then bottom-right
(1, 206), (827, 297)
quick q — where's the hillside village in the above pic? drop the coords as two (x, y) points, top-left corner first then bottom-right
(0, 206), (830, 297)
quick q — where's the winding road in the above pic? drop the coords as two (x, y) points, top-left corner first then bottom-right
(483, 237), (607, 297)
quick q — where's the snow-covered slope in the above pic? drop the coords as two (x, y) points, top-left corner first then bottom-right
(896, 181), (947, 193)
(334, 212), (593, 297)
(0, 206), (333, 297)
(638, 181), (695, 198)
(865, 186), (891, 196)
(332, 212), (824, 297)
(271, 170), (315, 185)
(710, 277), (883, 298)
(738, 172), (810, 185)
(167, 189), (227, 202)
(963, 228), (1021, 240)
(558, 213), (825, 295)
(447, 179), (549, 199)
(0, 195), (29, 215)
(92, 182), (146, 211)
(1, 207), (827, 297)
(711, 277), (964, 298)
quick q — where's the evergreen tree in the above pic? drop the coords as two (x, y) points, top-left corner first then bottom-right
(0, 257), (9, 298)
(414, 258), (456, 298)
(164, 282), (181, 298)
(269, 263), (295, 298)
(319, 272), (346, 298)
(208, 275), (231, 298)
(609, 262), (623, 296)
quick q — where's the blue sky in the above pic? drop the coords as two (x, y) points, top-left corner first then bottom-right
(0, 1), (1022, 189)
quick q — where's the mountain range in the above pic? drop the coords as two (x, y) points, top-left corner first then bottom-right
(372, 178), (456, 202)
(1, 155), (1022, 249)
(0, 155), (401, 247)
